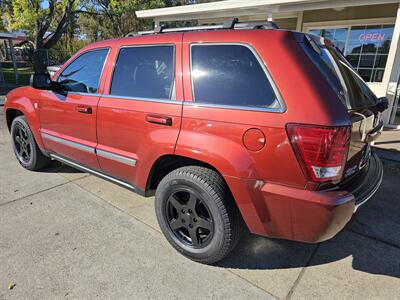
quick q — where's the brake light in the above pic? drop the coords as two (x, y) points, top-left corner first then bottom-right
(287, 124), (351, 182)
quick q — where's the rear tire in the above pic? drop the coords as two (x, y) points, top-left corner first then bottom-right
(11, 116), (50, 171)
(155, 166), (243, 264)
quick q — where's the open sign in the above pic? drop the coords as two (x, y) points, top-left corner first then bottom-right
(359, 32), (386, 42)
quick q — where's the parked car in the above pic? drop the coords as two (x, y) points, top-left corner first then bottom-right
(4, 20), (387, 264)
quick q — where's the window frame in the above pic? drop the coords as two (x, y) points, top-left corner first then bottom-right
(189, 42), (286, 113)
(108, 44), (177, 102)
(56, 47), (110, 96)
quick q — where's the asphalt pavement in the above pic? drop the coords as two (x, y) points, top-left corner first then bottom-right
(0, 108), (399, 299)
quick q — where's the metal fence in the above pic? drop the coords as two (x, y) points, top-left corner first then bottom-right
(1, 44), (71, 86)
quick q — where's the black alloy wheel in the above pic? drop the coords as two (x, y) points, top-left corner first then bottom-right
(155, 166), (243, 264)
(11, 116), (50, 170)
(166, 188), (214, 248)
(12, 122), (32, 164)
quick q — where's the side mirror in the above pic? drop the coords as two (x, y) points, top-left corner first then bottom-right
(30, 73), (53, 90)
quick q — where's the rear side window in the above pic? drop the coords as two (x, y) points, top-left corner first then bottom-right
(110, 46), (174, 100)
(191, 44), (279, 109)
(57, 49), (108, 94)
(301, 36), (377, 109)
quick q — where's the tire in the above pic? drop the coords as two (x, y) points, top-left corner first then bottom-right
(155, 166), (243, 264)
(11, 116), (50, 171)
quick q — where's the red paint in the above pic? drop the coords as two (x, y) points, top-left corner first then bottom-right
(4, 29), (381, 244)
(39, 92), (101, 169)
(243, 128), (266, 151)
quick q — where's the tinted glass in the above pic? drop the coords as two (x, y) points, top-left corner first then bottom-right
(110, 46), (174, 100)
(302, 36), (377, 110)
(57, 49), (108, 93)
(309, 24), (394, 82)
(191, 45), (279, 108)
(321, 28), (348, 53)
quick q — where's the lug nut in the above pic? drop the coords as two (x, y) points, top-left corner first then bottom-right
(188, 209), (192, 213)
(181, 218), (185, 223)
(193, 218), (197, 222)
(181, 209), (186, 214)
(189, 224), (193, 228)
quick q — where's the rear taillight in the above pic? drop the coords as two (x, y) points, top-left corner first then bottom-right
(287, 124), (351, 182)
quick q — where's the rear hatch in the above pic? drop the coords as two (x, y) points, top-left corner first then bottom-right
(299, 34), (388, 185)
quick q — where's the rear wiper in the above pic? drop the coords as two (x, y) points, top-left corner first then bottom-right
(376, 97), (389, 112)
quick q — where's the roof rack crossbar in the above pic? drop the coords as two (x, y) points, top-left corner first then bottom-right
(131, 19), (279, 36)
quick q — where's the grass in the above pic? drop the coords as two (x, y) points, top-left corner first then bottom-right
(1, 67), (33, 85)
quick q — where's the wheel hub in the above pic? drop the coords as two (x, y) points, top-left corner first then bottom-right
(180, 209), (198, 229)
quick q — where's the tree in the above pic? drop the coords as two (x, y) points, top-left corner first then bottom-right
(3, 0), (80, 50)
(78, 0), (203, 41)
(80, 0), (167, 39)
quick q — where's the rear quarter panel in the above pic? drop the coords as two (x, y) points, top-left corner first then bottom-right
(177, 30), (351, 236)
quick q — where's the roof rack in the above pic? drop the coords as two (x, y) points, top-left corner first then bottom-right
(126, 18), (279, 37)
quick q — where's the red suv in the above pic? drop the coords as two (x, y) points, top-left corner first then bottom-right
(4, 21), (386, 264)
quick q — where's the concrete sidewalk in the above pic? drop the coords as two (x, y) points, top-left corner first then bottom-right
(375, 129), (400, 151)
(0, 109), (399, 299)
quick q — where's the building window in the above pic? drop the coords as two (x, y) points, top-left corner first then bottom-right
(308, 24), (394, 83)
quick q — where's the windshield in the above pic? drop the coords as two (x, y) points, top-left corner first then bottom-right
(301, 35), (378, 110)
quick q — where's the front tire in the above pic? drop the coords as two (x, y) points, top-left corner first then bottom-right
(11, 116), (50, 171)
(155, 166), (242, 264)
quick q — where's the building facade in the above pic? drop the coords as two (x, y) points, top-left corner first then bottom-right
(137, 0), (400, 127)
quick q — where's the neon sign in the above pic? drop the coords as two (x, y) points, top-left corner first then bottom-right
(359, 32), (386, 42)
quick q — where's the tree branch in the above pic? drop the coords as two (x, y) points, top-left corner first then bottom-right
(43, 0), (75, 49)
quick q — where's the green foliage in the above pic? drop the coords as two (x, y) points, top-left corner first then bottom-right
(1, 0), (212, 50)
(80, 0), (168, 39)
(3, 0), (79, 49)
(49, 37), (89, 64)
(5, 1), (65, 37)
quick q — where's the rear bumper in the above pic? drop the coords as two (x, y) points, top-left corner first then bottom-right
(340, 152), (383, 212)
(226, 153), (383, 243)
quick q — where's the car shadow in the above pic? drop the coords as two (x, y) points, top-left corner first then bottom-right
(41, 160), (84, 174)
(218, 160), (400, 279)
(37, 155), (400, 278)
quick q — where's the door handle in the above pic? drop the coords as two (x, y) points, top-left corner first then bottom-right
(76, 106), (92, 114)
(145, 114), (172, 126)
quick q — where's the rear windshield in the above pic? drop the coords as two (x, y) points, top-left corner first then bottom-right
(301, 35), (377, 110)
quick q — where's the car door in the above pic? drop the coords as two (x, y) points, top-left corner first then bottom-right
(96, 35), (183, 191)
(38, 48), (109, 169)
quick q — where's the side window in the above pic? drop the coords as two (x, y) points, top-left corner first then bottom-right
(191, 44), (279, 108)
(57, 49), (108, 94)
(110, 46), (174, 100)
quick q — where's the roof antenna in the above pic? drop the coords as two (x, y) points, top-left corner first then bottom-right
(223, 18), (239, 29)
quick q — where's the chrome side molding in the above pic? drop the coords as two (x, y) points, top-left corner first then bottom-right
(41, 132), (137, 167)
(97, 149), (137, 166)
(42, 132), (94, 153)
